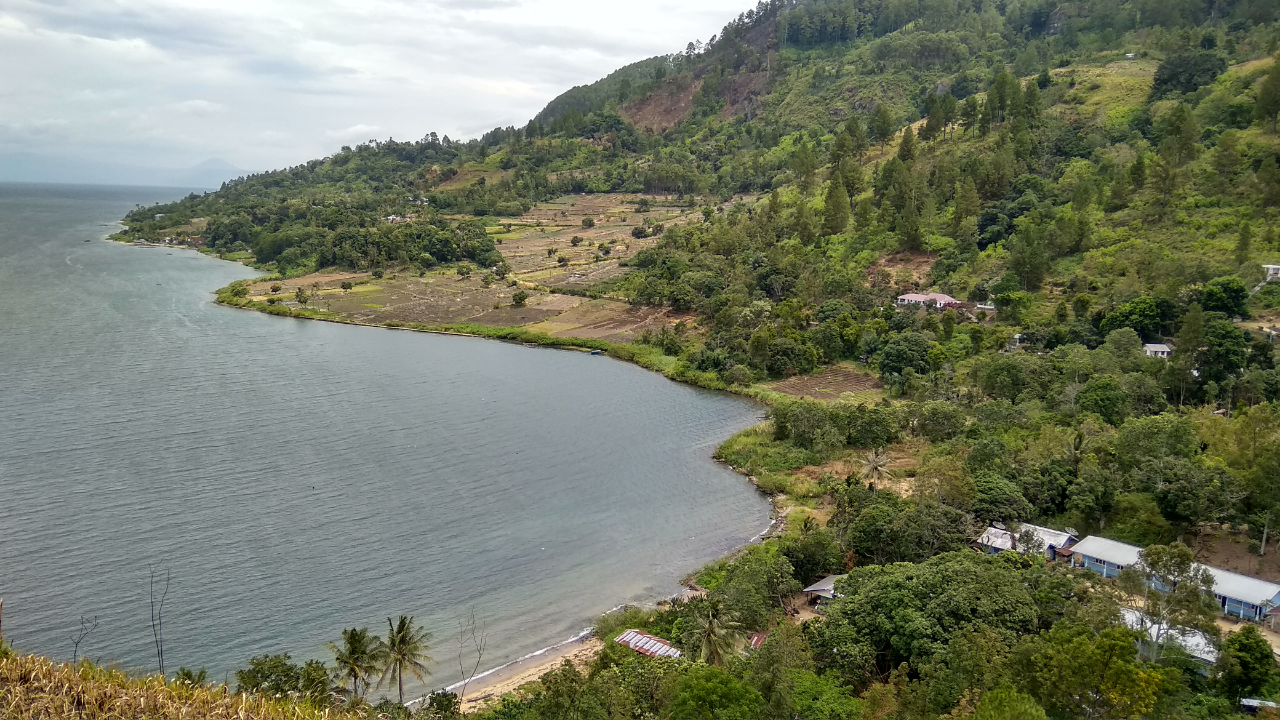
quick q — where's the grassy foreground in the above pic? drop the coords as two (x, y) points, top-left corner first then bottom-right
(0, 653), (359, 720)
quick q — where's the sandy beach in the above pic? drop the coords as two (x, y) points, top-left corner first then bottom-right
(456, 637), (604, 714)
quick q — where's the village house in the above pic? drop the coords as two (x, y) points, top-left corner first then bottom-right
(978, 523), (1076, 560)
(1264, 265), (1280, 282)
(896, 292), (961, 309)
(1144, 343), (1172, 359)
(801, 574), (847, 614)
(1071, 536), (1280, 621)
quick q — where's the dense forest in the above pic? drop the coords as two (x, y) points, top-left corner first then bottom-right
(77, 0), (1280, 718)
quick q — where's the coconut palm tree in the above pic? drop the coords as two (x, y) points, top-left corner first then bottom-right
(687, 599), (745, 667)
(328, 627), (386, 700)
(377, 615), (434, 704)
(860, 447), (891, 487)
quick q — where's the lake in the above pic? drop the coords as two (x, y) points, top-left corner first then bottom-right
(0, 183), (770, 695)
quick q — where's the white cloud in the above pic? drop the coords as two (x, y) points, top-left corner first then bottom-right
(0, 0), (750, 174)
(173, 100), (225, 115)
(326, 124), (382, 139)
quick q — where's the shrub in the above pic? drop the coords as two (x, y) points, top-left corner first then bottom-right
(512, 290), (529, 307)
(582, 217), (596, 228)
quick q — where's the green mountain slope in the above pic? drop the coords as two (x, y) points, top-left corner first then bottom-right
(95, 3), (1280, 720)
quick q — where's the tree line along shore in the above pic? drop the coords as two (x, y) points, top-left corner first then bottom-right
(48, 0), (1280, 716)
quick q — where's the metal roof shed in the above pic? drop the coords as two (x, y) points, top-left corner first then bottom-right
(803, 575), (846, 599)
(979, 524), (1075, 556)
(1119, 608), (1218, 667)
(615, 630), (682, 658)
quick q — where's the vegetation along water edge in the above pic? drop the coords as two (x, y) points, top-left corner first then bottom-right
(12, 0), (1280, 717)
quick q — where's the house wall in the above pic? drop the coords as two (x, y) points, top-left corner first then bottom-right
(1073, 553), (1124, 578)
(1076, 552), (1277, 619)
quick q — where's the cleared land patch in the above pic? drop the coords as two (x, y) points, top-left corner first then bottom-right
(765, 364), (884, 401)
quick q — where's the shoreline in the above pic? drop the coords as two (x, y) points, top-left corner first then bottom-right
(438, 634), (605, 714)
(121, 241), (791, 711)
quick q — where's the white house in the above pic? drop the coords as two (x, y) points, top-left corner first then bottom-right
(1264, 265), (1280, 281)
(896, 293), (960, 308)
(1144, 343), (1172, 359)
(979, 523), (1076, 559)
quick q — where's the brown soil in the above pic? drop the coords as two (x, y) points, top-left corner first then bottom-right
(1191, 530), (1280, 584)
(622, 79), (700, 132)
(234, 195), (716, 347)
(495, 194), (695, 281)
(869, 250), (938, 289)
(766, 364), (883, 399)
(525, 299), (693, 343)
(720, 72), (769, 121)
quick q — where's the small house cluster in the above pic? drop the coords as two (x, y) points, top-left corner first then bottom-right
(805, 527), (1280, 628)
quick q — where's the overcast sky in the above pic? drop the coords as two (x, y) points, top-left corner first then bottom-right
(0, 0), (748, 173)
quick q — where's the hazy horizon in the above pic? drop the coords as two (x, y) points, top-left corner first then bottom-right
(1, 0), (749, 183)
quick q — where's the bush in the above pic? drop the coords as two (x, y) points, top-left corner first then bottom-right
(582, 217), (596, 228)
(512, 290), (529, 307)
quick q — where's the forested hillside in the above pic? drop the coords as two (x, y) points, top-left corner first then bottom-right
(102, 0), (1280, 718)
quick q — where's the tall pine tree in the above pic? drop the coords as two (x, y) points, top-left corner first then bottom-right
(1256, 57), (1280, 134)
(823, 176), (851, 236)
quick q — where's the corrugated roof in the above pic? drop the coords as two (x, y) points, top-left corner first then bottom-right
(803, 574), (846, 599)
(1206, 566), (1280, 606)
(1144, 344), (1171, 352)
(979, 523), (1074, 552)
(615, 630), (682, 658)
(1119, 608), (1218, 663)
(1071, 536), (1143, 567)
(1074, 536), (1280, 607)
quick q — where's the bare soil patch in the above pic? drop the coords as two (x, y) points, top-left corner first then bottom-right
(1192, 531), (1280, 583)
(869, 251), (937, 288)
(525, 299), (690, 343)
(766, 364), (883, 399)
(495, 195), (691, 280)
(622, 79), (700, 132)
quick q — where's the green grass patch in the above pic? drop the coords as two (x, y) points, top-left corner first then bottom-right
(715, 423), (821, 475)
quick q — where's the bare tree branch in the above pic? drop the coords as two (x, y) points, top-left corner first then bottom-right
(149, 565), (171, 676)
(70, 615), (99, 664)
(455, 608), (488, 706)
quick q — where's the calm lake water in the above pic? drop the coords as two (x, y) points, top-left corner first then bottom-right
(0, 183), (770, 695)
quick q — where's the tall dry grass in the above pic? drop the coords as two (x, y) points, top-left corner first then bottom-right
(0, 654), (364, 720)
